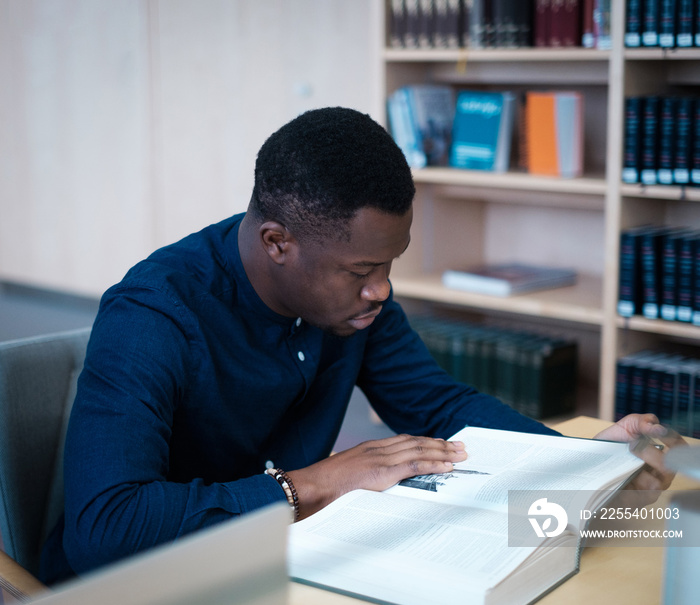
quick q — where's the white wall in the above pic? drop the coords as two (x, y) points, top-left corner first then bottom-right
(0, 0), (380, 297)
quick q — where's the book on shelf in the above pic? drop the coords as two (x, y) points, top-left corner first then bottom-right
(387, 85), (456, 168)
(622, 96), (643, 184)
(582, 0), (596, 47)
(693, 97), (700, 186)
(442, 262), (578, 296)
(615, 350), (700, 438)
(449, 90), (516, 172)
(642, 0), (661, 47)
(677, 0), (695, 47)
(623, 94), (700, 187)
(549, 0), (582, 47)
(593, 0), (612, 48)
(658, 0), (678, 48)
(410, 315), (577, 419)
(625, 0), (643, 46)
(534, 0), (552, 47)
(524, 90), (584, 178)
(434, 0), (462, 48)
(288, 426), (645, 605)
(619, 225), (700, 324)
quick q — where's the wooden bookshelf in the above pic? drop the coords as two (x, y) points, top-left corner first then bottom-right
(379, 1), (700, 423)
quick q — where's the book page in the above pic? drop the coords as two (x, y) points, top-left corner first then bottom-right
(386, 427), (643, 516)
(288, 489), (564, 605)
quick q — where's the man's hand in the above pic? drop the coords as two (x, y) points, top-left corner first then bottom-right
(594, 413), (688, 492)
(287, 434), (466, 520)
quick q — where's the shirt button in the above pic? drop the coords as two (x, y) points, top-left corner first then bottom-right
(297, 351), (305, 361)
(296, 317), (302, 327)
(265, 460), (274, 469)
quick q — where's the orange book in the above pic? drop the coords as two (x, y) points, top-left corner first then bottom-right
(525, 91), (559, 176)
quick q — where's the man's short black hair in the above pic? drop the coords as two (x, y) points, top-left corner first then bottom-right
(251, 107), (415, 243)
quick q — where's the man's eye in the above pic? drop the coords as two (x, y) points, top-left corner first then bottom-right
(350, 271), (371, 279)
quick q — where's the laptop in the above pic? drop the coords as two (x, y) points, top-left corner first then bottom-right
(29, 503), (290, 605)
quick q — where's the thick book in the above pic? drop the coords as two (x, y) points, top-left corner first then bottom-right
(692, 97), (700, 187)
(640, 95), (660, 186)
(550, 0), (581, 47)
(389, 0), (407, 47)
(525, 90), (584, 178)
(442, 263), (577, 296)
(622, 96), (643, 184)
(676, 231), (700, 322)
(642, 0), (661, 46)
(449, 90), (515, 172)
(289, 427), (644, 605)
(660, 228), (689, 321)
(676, 0), (694, 47)
(618, 225), (655, 318)
(534, 0), (552, 46)
(673, 96), (693, 185)
(626, 0), (643, 46)
(656, 96), (677, 185)
(582, 0), (596, 47)
(433, 0), (461, 48)
(658, 0), (678, 48)
(640, 225), (669, 319)
(492, 0), (519, 47)
(417, 0), (435, 48)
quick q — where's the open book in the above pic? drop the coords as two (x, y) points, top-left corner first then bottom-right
(288, 427), (644, 605)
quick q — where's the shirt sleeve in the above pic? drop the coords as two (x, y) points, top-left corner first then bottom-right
(61, 284), (287, 575)
(356, 293), (561, 440)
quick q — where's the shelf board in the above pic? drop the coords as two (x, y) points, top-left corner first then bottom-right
(624, 48), (700, 60)
(391, 273), (604, 327)
(384, 47), (611, 63)
(616, 315), (700, 339)
(412, 167), (608, 196)
(620, 182), (700, 202)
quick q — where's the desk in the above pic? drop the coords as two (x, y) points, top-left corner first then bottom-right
(289, 416), (700, 605)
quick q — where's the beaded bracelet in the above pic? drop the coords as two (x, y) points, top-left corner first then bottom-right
(265, 467), (300, 522)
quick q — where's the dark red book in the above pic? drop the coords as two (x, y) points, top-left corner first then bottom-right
(534, 0), (552, 46)
(582, 0), (595, 46)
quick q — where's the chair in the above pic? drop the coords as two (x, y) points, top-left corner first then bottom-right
(0, 328), (91, 601)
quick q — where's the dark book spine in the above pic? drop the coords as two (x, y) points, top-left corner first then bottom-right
(549, 0), (566, 46)
(434, 0), (461, 48)
(626, 0), (643, 46)
(660, 230), (683, 320)
(674, 96), (693, 185)
(468, 0), (487, 47)
(674, 363), (693, 435)
(514, 0), (533, 46)
(623, 96), (643, 184)
(418, 0), (435, 47)
(676, 233), (698, 321)
(646, 362), (663, 417)
(492, 0), (517, 47)
(483, 0), (496, 46)
(676, 0), (694, 46)
(692, 97), (700, 186)
(404, 0), (421, 47)
(534, 0), (552, 46)
(693, 370), (700, 438)
(641, 95), (660, 186)
(659, 363), (677, 426)
(657, 96), (677, 185)
(642, 0), (661, 46)
(629, 361), (650, 414)
(582, 0), (595, 46)
(618, 229), (644, 317)
(641, 228), (664, 319)
(659, 0), (678, 47)
(696, 0), (700, 46)
(615, 358), (633, 421)
(693, 234), (700, 325)
(389, 0), (407, 47)
(561, 0), (582, 46)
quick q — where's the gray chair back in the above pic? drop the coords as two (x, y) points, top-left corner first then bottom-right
(0, 328), (91, 577)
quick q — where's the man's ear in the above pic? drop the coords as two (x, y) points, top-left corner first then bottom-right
(259, 221), (297, 265)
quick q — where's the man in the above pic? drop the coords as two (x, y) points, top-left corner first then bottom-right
(42, 107), (681, 583)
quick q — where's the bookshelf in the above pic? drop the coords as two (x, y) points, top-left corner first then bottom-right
(378, 1), (700, 424)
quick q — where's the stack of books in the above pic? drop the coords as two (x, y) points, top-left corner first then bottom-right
(409, 314), (578, 419)
(387, 0), (613, 50)
(617, 225), (700, 324)
(625, 0), (700, 48)
(622, 95), (700, 187)
(615, 349), (700, 438)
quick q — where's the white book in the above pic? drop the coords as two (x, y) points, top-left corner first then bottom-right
(289, 427), (644, 605)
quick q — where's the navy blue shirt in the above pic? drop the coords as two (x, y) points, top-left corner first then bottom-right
(44, 213), (556, 581)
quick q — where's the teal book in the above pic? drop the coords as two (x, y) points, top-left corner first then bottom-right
(449, 90), (515, 172)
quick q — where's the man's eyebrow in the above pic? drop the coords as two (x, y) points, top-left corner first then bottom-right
(350, 238), (411, 268)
